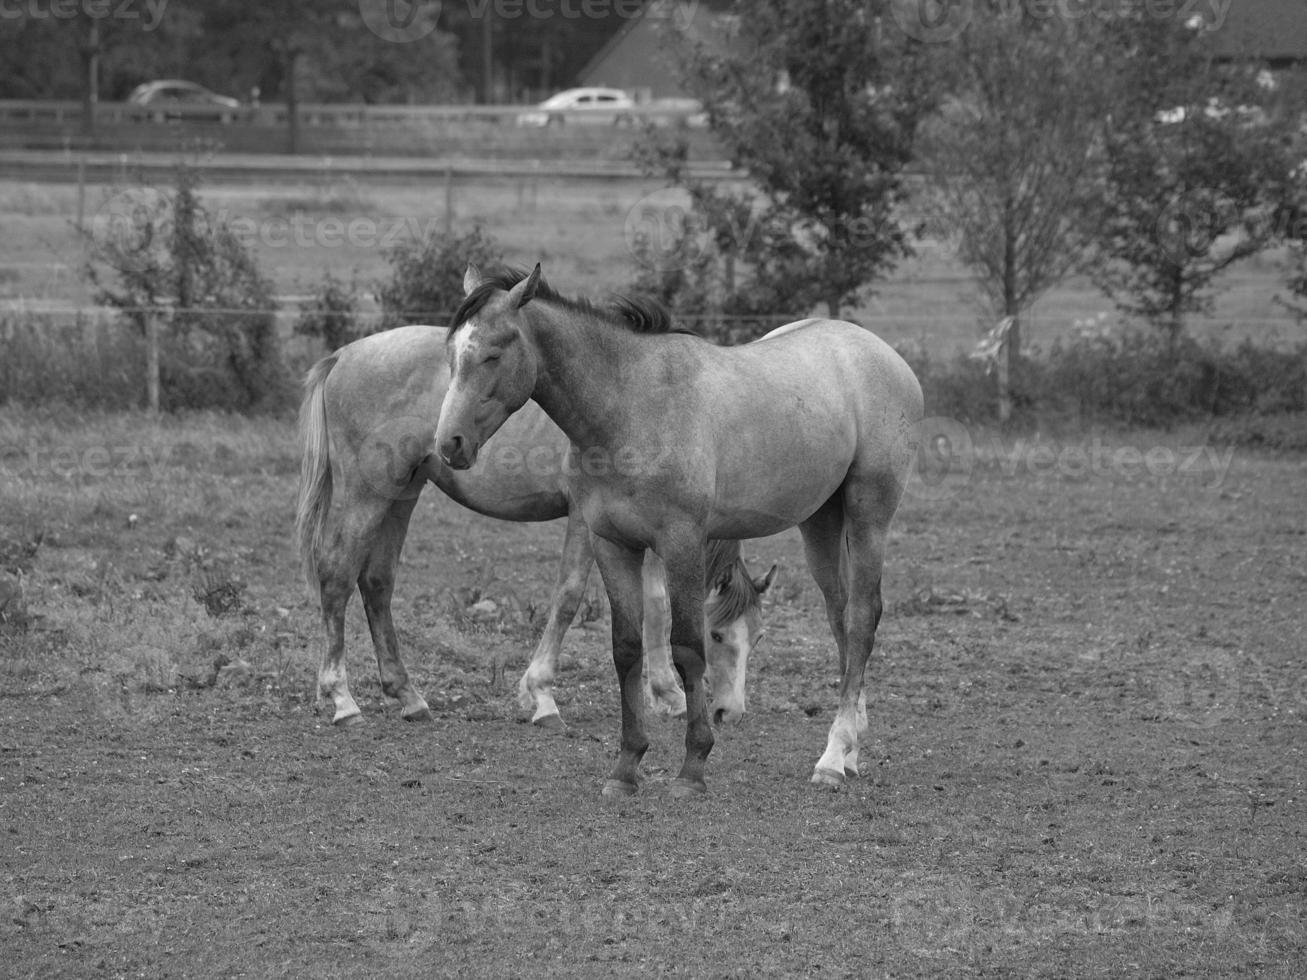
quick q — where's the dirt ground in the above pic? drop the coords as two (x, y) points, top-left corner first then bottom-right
(1, 411), (1305, 978)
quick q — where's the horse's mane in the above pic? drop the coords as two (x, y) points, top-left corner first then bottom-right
(704, 539), (764, 624)
(451, 267), (695, 337)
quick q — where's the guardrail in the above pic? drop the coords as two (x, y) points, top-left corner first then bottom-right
(0, 99), (718, 160)
(0, 100), (705, 127)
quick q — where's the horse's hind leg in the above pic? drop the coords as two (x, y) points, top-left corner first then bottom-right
(811, 474), (899, 789)
(314, 501), (380, 726)
(517, 509), (593, 729)
(798, 493), (850, 669)
(358, 493), (432, 722)
(798, 494), (860, 785)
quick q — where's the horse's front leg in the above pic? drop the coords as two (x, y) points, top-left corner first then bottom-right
(660, 542), (712, 798)
(517, 510), (594, 729)
(640, 551), (687, 718)
(590, 535), (650, 796)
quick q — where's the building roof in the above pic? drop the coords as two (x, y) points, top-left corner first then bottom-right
(575, 2), (736, 101)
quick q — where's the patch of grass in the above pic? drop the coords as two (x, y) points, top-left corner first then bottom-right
(1, 411), (1305, 978)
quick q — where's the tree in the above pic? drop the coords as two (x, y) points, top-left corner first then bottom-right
(1091, 17), (1293, 347)
(915, 5), (1114, 421)
(376, 225), (504, 327)
(198, 0), (454, 150)
(0, 3), (203, 129)
(83, 167), (291, 413)
(636, 0), (937, 322)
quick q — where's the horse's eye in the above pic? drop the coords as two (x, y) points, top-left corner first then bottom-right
(483, 352), (500, 363)
(709, 631), (723, 644)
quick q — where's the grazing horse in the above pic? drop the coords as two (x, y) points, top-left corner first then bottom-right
(436, 266), (922, 796)
(295, 324), (774, 728)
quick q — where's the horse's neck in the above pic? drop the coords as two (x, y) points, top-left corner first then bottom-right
(526, 309), (640, 449)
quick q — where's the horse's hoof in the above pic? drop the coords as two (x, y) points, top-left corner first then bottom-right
(334, 711), (365, 728)
(811, 767), (846, 790)
(402, 707), (433, 723)
(669, 778), (707, 799)
(844, 765), (861, 779)
(533, 713), (566, 732)
(601, 779), (638, 798)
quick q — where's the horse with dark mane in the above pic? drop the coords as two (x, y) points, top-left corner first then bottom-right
(437, 265), (922, 796)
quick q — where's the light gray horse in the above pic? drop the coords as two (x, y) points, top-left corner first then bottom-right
(296, 324), (774, 728)
(436, 266), (922, 795)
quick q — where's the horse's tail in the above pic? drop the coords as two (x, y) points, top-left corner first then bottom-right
(295, 351), (340, 595)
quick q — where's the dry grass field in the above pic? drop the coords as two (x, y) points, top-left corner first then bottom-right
(1, 158), (1304, 976)
(2, 173), (1304, 354)
(0, 406), (1304, 977)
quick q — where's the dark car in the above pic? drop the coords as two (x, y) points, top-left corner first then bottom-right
(126, 80), (242, 123)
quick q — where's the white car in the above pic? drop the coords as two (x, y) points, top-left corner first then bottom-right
(516, 88), (635, 127)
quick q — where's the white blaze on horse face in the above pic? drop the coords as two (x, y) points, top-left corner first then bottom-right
(705, 615), (754, 725)
(438, 320), (507, 467)
(450, 321), (479, 377)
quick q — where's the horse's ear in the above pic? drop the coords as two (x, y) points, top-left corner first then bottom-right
(711, 564), (734, 596)
(508, 263), (542, 310)
(463, 264), (482, 297)
(753, 564), (778, 595)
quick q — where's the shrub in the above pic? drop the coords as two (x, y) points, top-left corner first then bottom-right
(376, 224), (503, 327)
(294, 272), (362, 352)
(902, 328), (1307, 431)
(82, 166), (293, 414)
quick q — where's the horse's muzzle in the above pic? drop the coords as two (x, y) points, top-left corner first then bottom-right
(439, 434), (476, 470)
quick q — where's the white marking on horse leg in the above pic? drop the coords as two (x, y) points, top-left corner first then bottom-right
(813, 703), (860, 786)
(519, 635), (562, 723)
(319, 662), (362, 725)
(642, 552), (686, 717)
(518, 513), (592, 728)
(844, 691), (869, 776)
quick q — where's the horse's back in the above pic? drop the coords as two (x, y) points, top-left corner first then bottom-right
(754, 318), (921, 412)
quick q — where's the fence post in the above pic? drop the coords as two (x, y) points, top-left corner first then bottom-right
(145, 311), (160, 415)
(443, 165), (454, 236)
(76, 158), (86, 232)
